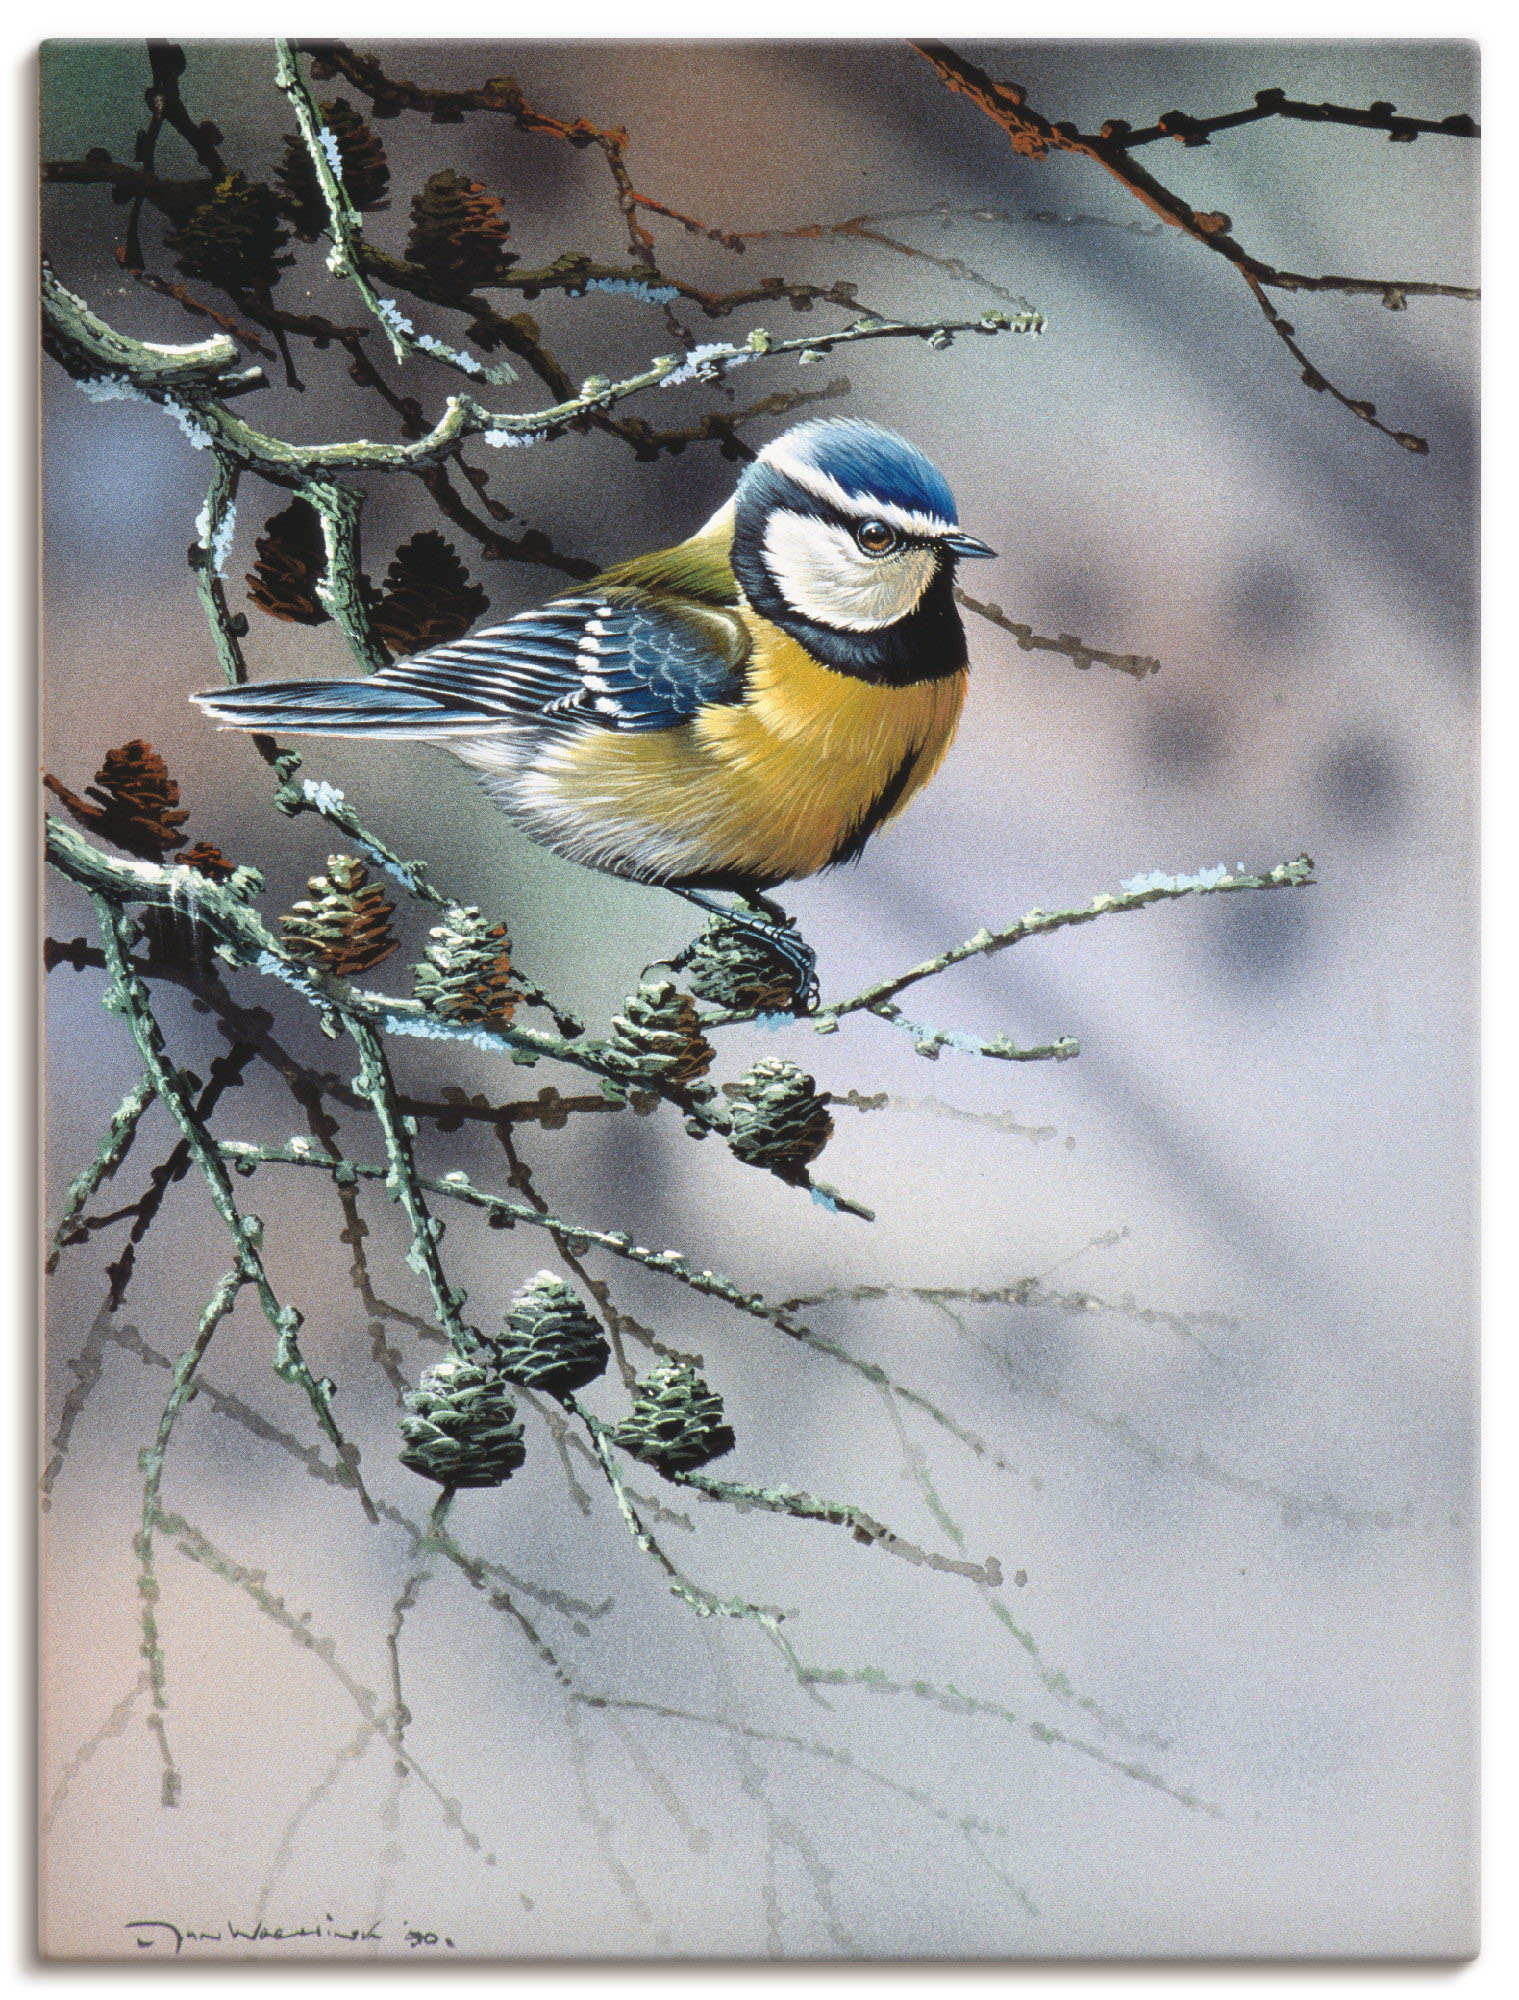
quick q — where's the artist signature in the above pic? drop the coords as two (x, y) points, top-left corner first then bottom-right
(125, 1916), (456, 1953)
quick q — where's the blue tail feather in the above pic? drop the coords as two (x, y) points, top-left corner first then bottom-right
(191, 678), (502, 739)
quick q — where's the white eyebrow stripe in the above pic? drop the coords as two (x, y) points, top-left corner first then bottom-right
(759, 438), (956, 540)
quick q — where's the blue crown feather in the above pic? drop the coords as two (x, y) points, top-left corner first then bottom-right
(780, 417), (960, 527)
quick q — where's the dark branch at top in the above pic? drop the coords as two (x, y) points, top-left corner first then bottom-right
(909, 40), (1478, 454)
(1112, 87), (1478, 150)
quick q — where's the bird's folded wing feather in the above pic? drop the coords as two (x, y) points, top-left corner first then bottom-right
(193, 588), (752, 740)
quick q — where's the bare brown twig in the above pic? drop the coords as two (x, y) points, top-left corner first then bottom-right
(909, 40), (1478, 453)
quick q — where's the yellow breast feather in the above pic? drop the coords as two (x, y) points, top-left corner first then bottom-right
(516, 612), (966, 887)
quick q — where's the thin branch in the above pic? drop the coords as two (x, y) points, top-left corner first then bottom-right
(783, 1274), (1235, 1363)
(46, 1073), (156, 1269)
(814, 854), (1315, 1027)
(859, 1003), (1079, 1065)
(300, 39), (728, 264)
(346, 1018), (476, 1355)
(715, 209), (1039, 315)
(89, 895), (368, 1498)
(797, 1659), (1220, 1817)
(116, 251), (277, 358)
(154, 1507), (495, 1856)
(572, 1691), (1037, 1917)
(274, 39), (515, 385)
(86, 1046), (256, 1309)
(568, 1400), (807, 1673)
(836, 1086), (1069, 1147)
(1114, 84), (1478, 150)
(43, 1675), (152, 1837)
(672, 1469), (1003, 1587)
(136, 1268), (247, 1740)
(955, 588), (1162, 680)
(213, 1141), (1008, 1477)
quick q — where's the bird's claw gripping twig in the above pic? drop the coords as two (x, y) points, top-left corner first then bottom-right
(741, 895), (820, 1013)
(667, 886), (820, 1014)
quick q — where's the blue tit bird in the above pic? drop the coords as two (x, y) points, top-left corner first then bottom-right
(193, 416), (995, 1006)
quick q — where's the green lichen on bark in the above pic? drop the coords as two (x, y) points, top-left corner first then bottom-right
(47, 1072), (156, 1270)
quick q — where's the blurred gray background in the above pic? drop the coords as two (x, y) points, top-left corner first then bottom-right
(40, 38), (1477, 1959)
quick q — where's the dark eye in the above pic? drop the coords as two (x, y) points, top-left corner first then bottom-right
(855, 519), (898, 556)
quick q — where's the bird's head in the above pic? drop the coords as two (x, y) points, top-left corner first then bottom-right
(729, 418), (994, 646)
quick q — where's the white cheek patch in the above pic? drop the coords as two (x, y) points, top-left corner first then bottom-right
(761, 511), (937, 632)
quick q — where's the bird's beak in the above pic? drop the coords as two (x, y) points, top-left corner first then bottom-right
(941, 531), (997, 560)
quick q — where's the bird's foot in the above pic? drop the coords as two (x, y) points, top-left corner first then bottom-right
(738, 905), (820, 1016)
(670, 891), (819, 1015)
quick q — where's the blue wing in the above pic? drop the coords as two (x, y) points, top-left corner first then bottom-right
(193, 588), (751, 739)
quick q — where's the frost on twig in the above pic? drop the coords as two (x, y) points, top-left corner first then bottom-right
(821, 855), (1314, 1026)
(274, 38), (516, 385)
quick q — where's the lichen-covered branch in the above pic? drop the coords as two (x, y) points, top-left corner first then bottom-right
(47, 1072), (156, 1270)
(68, 1047), (255, 1311)
(857, 1004), (1080, 1065)
(273, 39), (408, 367)
(136, 1268), (246, 1743)
(45, 815), (618, 1081)
(87, 893), (364, 1487)
(275, 38), (516, 387)
(188, 455), (248, 684)
(815, 855), (1315, 1029)
(346, 1019), (476, 1356)
(43, 261), (1039, 476)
